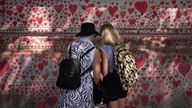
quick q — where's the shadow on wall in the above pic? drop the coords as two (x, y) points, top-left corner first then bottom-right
(0, 1), (67, 108)
(123, 34), (192, 107)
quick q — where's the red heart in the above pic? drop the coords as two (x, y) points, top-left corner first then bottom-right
(120, 11), (126, 18)
(70, 18), (76, 23)
(54, 4), (64, 13)
(6, 10), (13, 16)
(0, 9), (5, 14)
(152, 11), (157, 18)
(47, 96), (57, 107)
(172, 80), (180, 88)
(0, 1), (5, 5)
(186, 91), (192, 97)
(38, 63), (44, 71)
(30, 76), (35, 80)
(96, 9), (103, 18)
(135, 1), (147, 15)
(38, 101), (46, 108)
(160, 1), (164, 5)
(129, 2), (132, 6)
(184, 11), (188, 17)
(128, 8), (134, 15)
(42, 73), (48, 80)
(52, 70), (58, 77)
(151, 6), (156, 10)
(19, 14), (25, 18)
(108, 6), (118, 17)
(128, 18), (136, 26)
(13, 21), (17, 26)
(161, 14), (167, 20)
(141, 83), (150, 91)
(43, 60), (48, 65)
(0, 61), (9, 77)
(115, 14), (119, 19)
(159, 56), (167, 65)
(148, 76), (152, 80)
(155, 76), (160, 80)
(135, 57), (145, 69)
(178, 63), (190, 77)
(148, 70), (153, 75)
(140, 22), (145, 27)
(28, 19), (32, 24)
(81, 4), (95, 14)
(173, 58), (181, 65)
(80, 18), (85, 22)
(141, 96), (149, 106)
(16, 5), (24, 13)
(172, 0), (176, 5)
(94, 20), (98, 25)
(23, 21), (27, 25)
(22, 75), (26, 80)
(85, 0), (90, 3)
(69, 4), (77, 15)
(175, 10), (181, 19)
(32, 8), (38, 13)
(154, 94), (163, 104)
(36, 17), (43, 24)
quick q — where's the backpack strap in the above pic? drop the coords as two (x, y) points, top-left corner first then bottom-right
(68, 43), (95, 60)
(80, 46), (95, 76)
(80, 47), (95, 59)
(68, 43), (73, 58)
(68, 43), (95, 76)
(81, 66), (92, 76)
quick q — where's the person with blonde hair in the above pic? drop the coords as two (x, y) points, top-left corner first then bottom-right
(99, 24), (127, 108)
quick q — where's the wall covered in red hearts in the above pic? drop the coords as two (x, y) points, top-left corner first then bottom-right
(0, 0), (192, 108)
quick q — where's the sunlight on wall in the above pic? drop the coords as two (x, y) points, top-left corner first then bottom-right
(160, 8), (191, 29)
(28, 7), (51, 32)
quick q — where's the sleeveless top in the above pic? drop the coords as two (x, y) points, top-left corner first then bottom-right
(56, 38), (95, 108)
(100, 44), (114, 73)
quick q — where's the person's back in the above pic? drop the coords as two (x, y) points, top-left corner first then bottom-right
(69, 39), (95, 75)
(56, 22), (101, 108)
(100, 24), (127, 108)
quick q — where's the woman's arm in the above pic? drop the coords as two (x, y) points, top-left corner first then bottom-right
(92, 48), (101, 84)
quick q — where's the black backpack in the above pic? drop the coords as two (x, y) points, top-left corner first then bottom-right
(56, 44), (95, 89)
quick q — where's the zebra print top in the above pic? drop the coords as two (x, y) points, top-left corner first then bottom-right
(56, 38), (95, 108)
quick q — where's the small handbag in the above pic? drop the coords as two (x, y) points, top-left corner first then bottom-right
(93, 80), (106, 105)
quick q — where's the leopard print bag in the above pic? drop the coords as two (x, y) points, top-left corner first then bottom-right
(113, 42), (139, 91)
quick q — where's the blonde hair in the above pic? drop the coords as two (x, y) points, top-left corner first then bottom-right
(100, 24), (122, 45)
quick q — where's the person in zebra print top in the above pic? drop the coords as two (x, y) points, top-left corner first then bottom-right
(56, 22), (102, 108)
